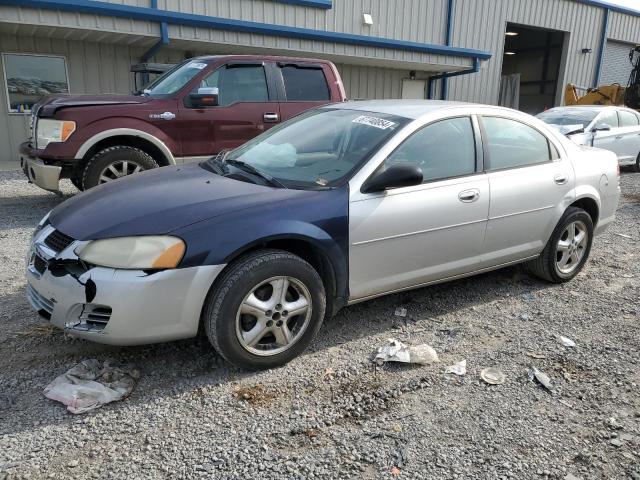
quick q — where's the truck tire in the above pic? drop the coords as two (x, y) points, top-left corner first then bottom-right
(203, 249), (326, 370)
(82, 146), (158, 189)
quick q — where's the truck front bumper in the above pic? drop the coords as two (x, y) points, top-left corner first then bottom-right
(19, 142), (62, 191)
(26, 225), (225, 345)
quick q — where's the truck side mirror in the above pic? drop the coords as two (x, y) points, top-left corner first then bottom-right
(189, 87), (219, 108)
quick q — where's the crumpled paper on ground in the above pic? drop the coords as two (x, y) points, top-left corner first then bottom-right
(44, 359), (140, 414)
(374, 339), (439, 366)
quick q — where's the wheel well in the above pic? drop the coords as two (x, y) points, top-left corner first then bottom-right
(82, 136), (171, 167)
(233, 239), (338, 314)
(570, 197), (599, 226)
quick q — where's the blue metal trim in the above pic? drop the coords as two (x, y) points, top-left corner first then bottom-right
(2, 0), (492, 61)
(594, 7), (609, 87)
(575, 0), (640, 17)
(271, 0), (332, 9)
(441, 0), (455, 100)
(141, 0), (169, 64)
(428, 57), (480, 99)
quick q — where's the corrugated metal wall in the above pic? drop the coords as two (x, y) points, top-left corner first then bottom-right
(601, 40), (634, 85)
(448, 0), (606, 104)
(609, 10), (640, 44)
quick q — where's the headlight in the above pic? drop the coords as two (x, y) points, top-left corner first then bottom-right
(75, 236), (185, 269)
(36, 119), (76, 149)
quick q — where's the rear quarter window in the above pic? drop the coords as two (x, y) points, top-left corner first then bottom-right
(618, 110), (639, 127)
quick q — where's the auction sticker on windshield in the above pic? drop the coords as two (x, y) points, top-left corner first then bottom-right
(352, 116), (397, 130)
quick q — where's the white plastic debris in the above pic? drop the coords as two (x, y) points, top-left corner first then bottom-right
(374, 339), (439, 366)
(558, 335), (576, 347)
(44, 359), (140, 414)
(529, 366), (553, 392)
(445, 360), (467, 376)
(480, 367), (505, 385)
(394, 307), (407, 317)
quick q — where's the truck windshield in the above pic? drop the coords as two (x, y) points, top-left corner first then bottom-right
(202, 108), (409, 189)
(142, 60), (209, 95)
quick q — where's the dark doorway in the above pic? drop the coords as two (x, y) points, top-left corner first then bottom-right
(499, 23), (566, 114)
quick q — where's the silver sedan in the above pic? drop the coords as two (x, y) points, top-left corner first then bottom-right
(538, 105), (640, 171)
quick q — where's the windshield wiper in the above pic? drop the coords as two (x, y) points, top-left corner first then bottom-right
(225, 159), (287, 189)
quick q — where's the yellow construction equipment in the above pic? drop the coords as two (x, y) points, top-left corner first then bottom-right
(564, 45), (640, 109)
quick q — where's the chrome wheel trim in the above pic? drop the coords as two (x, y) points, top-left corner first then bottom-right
(235, 276), (313, 357)
(98, 161), (143, 184)
(556, 220), (588, 274)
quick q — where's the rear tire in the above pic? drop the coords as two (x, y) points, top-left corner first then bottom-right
(82, 146), (158, 189)
(526, 207), (593, 283)
(203, 249), (326, 370)
(635, 152), (640, 173)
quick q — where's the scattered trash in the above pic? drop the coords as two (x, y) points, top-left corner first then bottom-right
(526, 352), (547, 359)
(373, 339), (439, 366)
(558, 399), (573, 408)
(558, 335), (576, 347)
(606, 417), (623, 430)
(445, 359), (467, 376)
(529, 366), (553, 392)
(44, 359), (139, 414)
(480, 367), (505, 385)
(394, 307), (407, 317)
(522, 293), (535, 302)
(394, 442), (409, 468)
(609, 437), (623, 448)
(391, 466), (401, 476)
(323, 367), (335, 381)
(614, 233), (633, 240)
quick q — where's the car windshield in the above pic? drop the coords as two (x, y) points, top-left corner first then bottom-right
(536, 109), (599, 130)
(142, 60), (209, 95)
(203, 108), (409, 189)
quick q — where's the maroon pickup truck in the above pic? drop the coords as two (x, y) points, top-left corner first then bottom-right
(20, 55), (346, 191)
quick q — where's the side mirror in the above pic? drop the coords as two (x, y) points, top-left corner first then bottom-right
(593, 123), (611, 132)
(362, 163), (423, 193)
(189, 87), (219, 108)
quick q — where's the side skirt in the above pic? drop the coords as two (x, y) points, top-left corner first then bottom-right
(346, 255), (540, 305)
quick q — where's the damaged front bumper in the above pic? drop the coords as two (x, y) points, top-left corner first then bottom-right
(26, 225), (225, 345)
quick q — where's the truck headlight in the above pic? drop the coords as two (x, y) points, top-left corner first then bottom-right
(75, 236), (185, 269)
(36, 119), (76, 149)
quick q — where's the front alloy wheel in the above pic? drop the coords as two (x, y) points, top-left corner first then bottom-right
(98, 160), (144, 184)
(203, 249), (326, 369)
(236, 276), (312, 356)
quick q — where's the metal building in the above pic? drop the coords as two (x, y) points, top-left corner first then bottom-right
(0, 0), (639, 168)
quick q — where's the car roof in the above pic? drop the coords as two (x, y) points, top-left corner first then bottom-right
(543, 105), (620, 113)
(324, 99), (481, 120)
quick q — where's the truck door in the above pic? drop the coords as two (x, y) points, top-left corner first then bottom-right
(275, 62), (334, 121)
(178, 61), (281, 159)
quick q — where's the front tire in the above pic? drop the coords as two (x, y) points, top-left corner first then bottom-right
(203, 249), (326, 370)
(527, 207), (594, 283)
(82, 146), (158, 189)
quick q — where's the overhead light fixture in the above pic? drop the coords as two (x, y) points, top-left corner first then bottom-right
(581, 48), (593, 54)
(363, 13), (373, 26)
(505, 31), (519, 36)
(504, 51), (516, 55)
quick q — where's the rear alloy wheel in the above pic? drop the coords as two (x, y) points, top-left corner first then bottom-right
(527, 207), (594, 283)
(82, 146), (158, 189)
(203, 249), (326, 369)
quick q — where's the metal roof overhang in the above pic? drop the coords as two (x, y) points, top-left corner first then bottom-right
(0, 0), (492, 73)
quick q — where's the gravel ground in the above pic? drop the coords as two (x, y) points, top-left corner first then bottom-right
(0, 169), (639, 480)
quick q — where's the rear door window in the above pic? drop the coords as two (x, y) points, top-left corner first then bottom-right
(280, 65), (330, 101)
(482, 117), (552, 170)
(618, 110), (639, 127)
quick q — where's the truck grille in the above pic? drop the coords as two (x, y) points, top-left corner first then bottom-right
(44, 229), (75, 253)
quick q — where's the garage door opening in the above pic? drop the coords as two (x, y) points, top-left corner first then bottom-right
(499, 23), (566, 114)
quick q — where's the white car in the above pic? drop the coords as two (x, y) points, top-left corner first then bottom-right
(537, 106), (640, 171)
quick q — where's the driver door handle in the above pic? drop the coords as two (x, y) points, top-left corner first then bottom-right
(458, 189), (480, 203)
(263, 112), (279, 123)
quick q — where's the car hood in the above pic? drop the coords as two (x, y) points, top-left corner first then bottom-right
(49, 164), (310, 240)
(37, 94), (152, 117)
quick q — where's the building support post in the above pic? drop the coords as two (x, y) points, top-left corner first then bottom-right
(441, 0), (455, 100)
(593, 7), (609, 87)
(140, 0), (170, 85)
(429, 57), (480, 100)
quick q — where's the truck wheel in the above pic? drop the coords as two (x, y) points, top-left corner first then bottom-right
(70, 176), (83, 191)
(203, 249), (326, 370)
(526, 207), (593, 283)
(82, 146), (158, 189)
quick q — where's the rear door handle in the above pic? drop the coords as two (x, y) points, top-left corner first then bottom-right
(458, 189), (480, 203)
(263, 112), (279, 123)
(554, 174), (568, 185)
